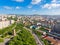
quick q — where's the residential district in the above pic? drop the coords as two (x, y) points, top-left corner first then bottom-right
(0, 14), (60, 45)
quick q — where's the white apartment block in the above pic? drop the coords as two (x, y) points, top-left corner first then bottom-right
(0, 20), (15, 29)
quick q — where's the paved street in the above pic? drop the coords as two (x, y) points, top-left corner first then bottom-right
(33, 33), (43, 45)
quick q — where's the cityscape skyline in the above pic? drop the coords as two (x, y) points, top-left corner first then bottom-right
(0, 0), (60, 45)
(0, 0), (60, 15)
(0, 14), (60, 45)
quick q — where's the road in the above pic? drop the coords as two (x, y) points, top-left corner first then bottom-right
(33, 33), (44, 45)
(37, 30), (60, 39)
(24, 27), (44, 45)
(47, 33), (60, 39)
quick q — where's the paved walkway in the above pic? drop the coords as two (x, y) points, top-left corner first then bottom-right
(0, 38), (10, 45)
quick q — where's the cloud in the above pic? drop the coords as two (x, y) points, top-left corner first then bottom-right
(27, 6), (32, 8)
(42, 4), (49, 8)
(31, 0), (41, 4)
(42, 4), (51, 9)
(42, 3), (60, 9)
(51, 0), (56, 3)
(16, 6), (21, 9)
(42, 0), (60, 9)
(3, 6), (21, 10)
(4, 6), (12, 9)
(12, 0), (24, 2)
(51, 0), (60, 3)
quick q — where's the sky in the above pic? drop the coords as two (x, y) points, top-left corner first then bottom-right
(0, 0), (60, 15)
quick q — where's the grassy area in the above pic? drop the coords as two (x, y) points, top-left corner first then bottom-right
(0, 22), (16, 38)
(0, 38), (4, 43)
(8, 23), (37, 45)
